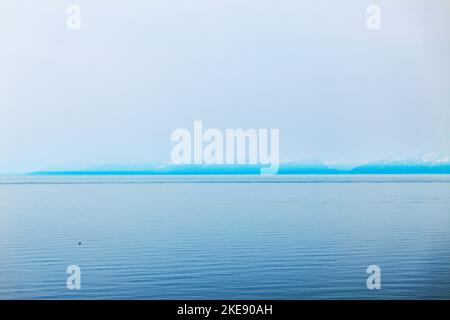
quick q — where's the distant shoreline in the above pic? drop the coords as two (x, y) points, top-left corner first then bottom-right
(29, 170), (450, 176)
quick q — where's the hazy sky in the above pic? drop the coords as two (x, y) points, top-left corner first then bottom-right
(1, 0), (450, 172)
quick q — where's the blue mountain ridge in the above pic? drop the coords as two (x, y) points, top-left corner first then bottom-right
(30, 154), (450, 175)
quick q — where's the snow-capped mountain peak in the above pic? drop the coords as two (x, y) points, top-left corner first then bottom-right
(378, 153), (450, 166)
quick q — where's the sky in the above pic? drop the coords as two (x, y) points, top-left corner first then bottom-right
(1, 0), (450, 173)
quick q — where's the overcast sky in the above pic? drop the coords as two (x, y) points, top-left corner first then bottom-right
(1, 0), (450, 172)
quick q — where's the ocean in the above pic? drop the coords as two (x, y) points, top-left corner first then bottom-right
(0, 174), (449, 299)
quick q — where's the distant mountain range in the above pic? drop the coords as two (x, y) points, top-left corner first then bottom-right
(350, 153), (450, 174)
(30, 153), (450, 175)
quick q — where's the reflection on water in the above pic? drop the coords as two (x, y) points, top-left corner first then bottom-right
(0, 175), (449, 299)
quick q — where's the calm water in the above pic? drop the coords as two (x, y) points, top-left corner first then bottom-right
(0, 175), (449, 299)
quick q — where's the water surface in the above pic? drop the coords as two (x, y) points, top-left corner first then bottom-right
(0, 175), (449, 299)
